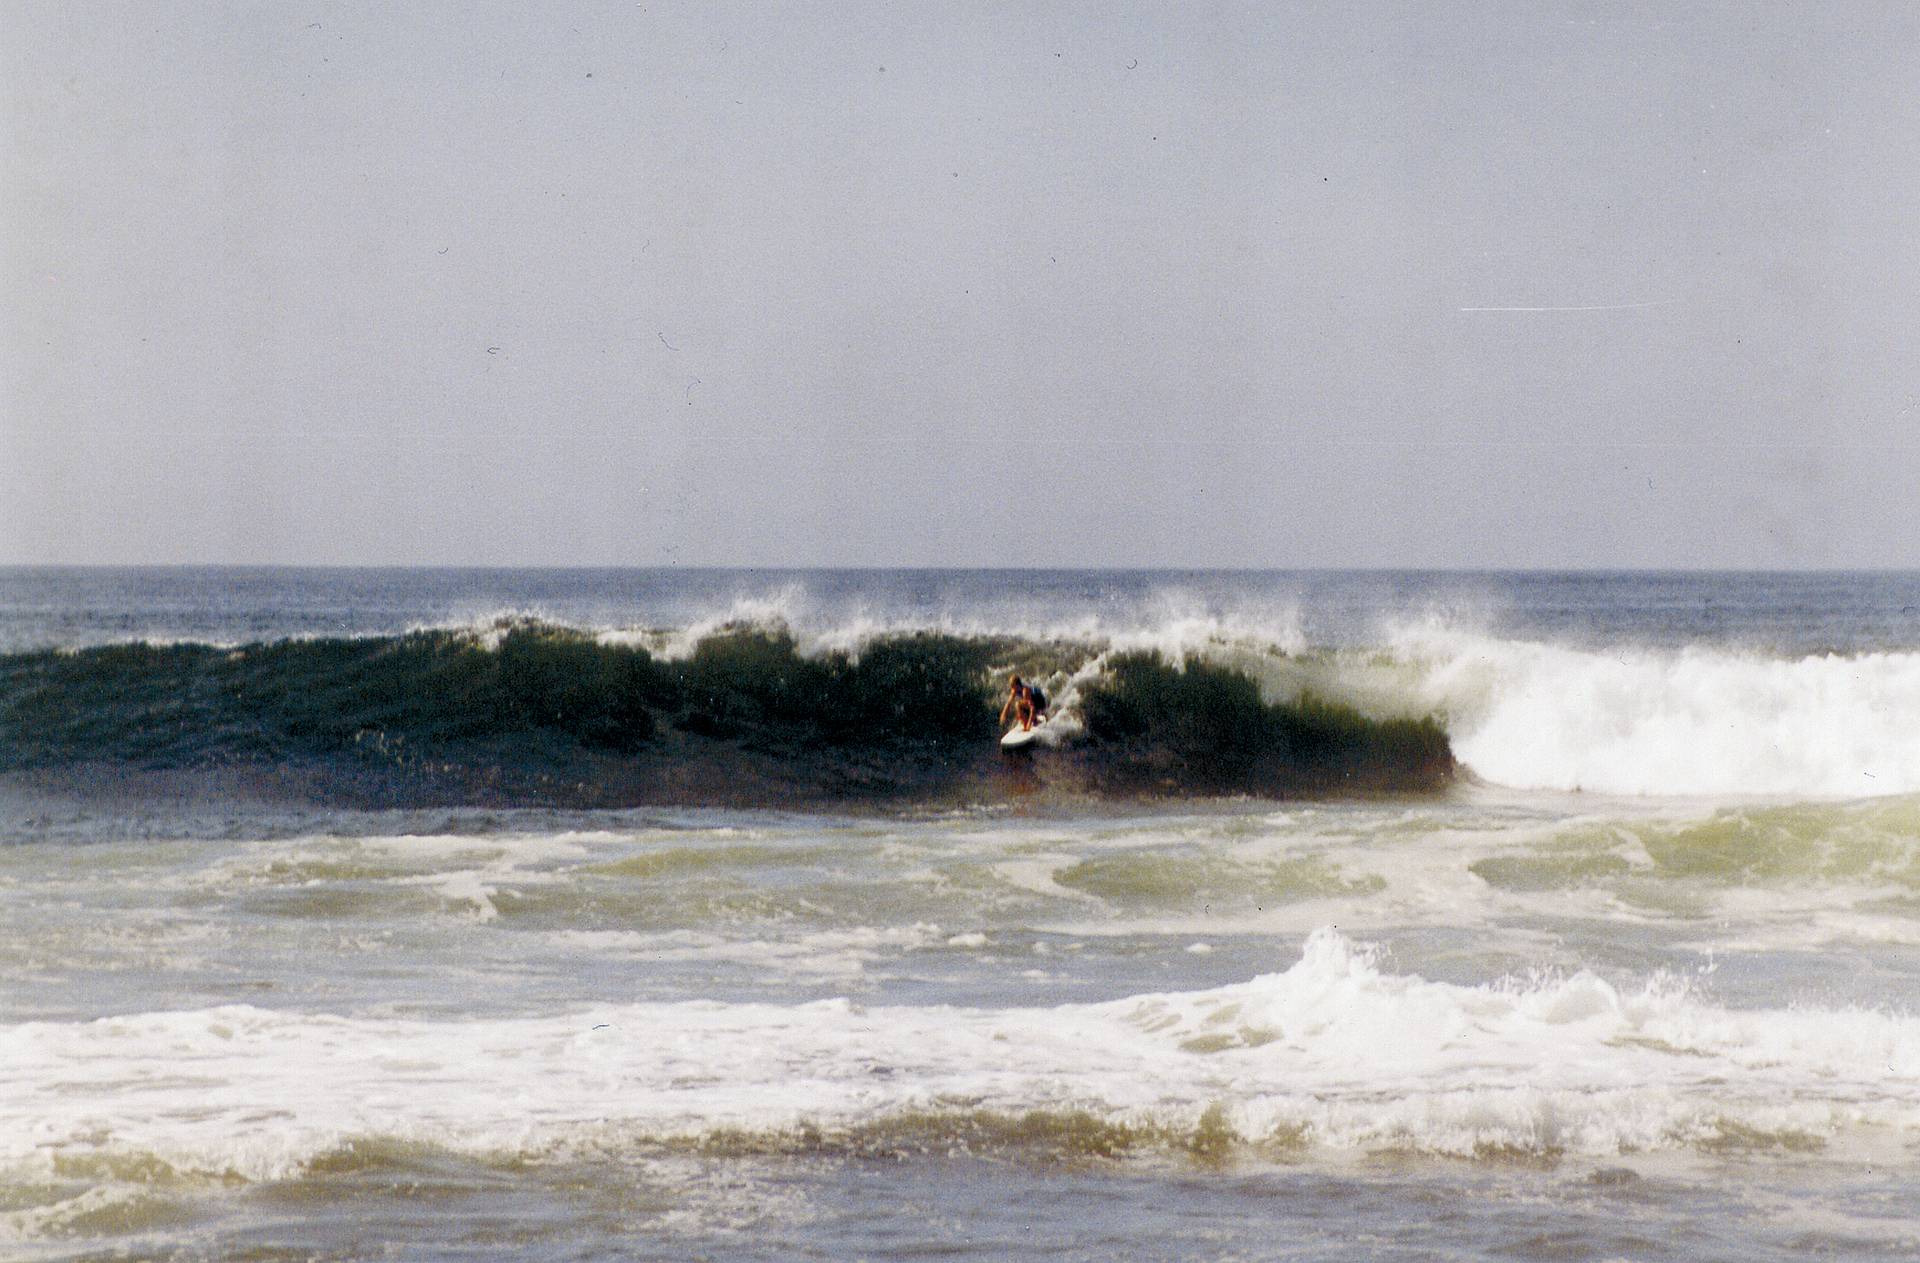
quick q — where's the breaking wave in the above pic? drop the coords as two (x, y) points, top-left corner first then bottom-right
(0, 619), (1449, 806)
(1385, 623), (1920, 797)
(3, 929), (1914, 1188)
(4, 598), (1917, 801)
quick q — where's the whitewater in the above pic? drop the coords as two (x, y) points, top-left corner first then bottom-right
(2, 568), (1918, 1261)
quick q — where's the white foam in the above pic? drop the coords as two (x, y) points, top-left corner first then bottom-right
(1380, 624), (1920, 798)
(990, 855), (1106, 904)
(544, 925), (946, 980)
(192, 831), (601, 922)
(0, 1184), (169, 1248)
(5, 930), (1916, 1181)
(419, 869), (500, 921)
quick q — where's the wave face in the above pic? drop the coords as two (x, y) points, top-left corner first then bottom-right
(0, 622), (1452, 805)
(5, 568), (1919, 800)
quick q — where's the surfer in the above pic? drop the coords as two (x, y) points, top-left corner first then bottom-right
(999, 675), (1049, 732)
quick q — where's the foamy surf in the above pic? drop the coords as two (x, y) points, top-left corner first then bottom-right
(5, 929), (1914, 1187)
(1376, 623), (1920, 797)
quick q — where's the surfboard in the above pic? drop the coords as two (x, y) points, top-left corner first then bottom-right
(1001, 723), (1044, 750)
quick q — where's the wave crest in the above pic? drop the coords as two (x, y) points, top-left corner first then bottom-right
(10, 604), (1917, 800)
(0, 622), (1447, 807)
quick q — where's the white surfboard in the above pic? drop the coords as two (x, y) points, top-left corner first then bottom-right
(1001, 722), (1044, 750)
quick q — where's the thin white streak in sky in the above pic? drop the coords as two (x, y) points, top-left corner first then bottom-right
(1459, 299), (1682, 312)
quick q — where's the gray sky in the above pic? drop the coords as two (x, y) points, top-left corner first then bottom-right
(5, 1), (1917, 567)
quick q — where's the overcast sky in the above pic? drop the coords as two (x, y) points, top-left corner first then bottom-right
(4, 1), (1917, 567)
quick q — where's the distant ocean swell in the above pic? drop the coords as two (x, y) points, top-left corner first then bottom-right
(3, 610), (1917, 801)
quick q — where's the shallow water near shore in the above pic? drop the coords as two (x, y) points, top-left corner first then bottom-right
(4, 790), (1918, 1261)
(3, 569), (1919, 1259)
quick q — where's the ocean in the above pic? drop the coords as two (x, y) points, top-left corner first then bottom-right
(2, 568), (1917, 1261)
